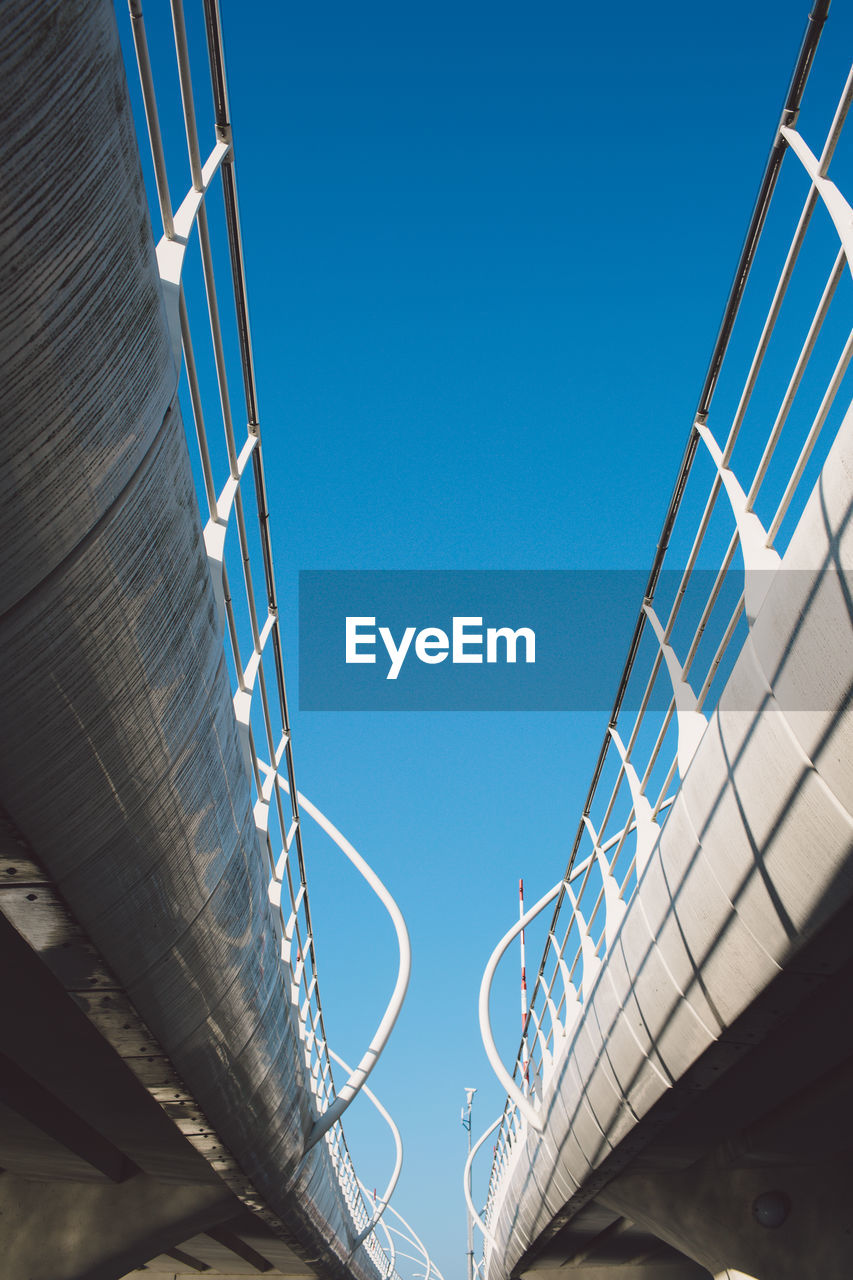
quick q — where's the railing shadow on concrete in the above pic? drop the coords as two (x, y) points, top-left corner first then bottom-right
(469, 7), (853, 1277)
(120, 0), (418, 1273)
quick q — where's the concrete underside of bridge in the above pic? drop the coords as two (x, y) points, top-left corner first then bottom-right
(0, 3), (385, 1279)
(0, 837), (315, 1280)
(482, 329), (853, 1278)
(513, 899), (853, 1279)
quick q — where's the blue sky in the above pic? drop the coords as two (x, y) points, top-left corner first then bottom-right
(123, 2), (851, 1275)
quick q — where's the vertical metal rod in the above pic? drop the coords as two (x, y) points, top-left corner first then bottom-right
(463, 1088), (476, 1280)
(519, 879), (529, 1097)
(124, 0), (411, 1270)
(127, 0), (175, 238)
(513, 0), (834, 1088)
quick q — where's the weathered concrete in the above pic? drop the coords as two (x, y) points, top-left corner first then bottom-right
(519, 1267), (707, 1280)
(0, 1173), (235, 1280)
(599, 1155), (853, 1280)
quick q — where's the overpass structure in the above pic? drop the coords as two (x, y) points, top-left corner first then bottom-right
(469, 5), (853, 1279)
(0, 1), (437, 1277)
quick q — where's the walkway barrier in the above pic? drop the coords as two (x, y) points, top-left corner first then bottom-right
(473, 3), (853, 1271)
(121, 1), (414, 1272)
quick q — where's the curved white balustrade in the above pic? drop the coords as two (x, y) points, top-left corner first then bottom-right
(372, 1208), (396, 1278)
(327, 1047), (403, 1247)
(123, 2), (419, 1274)
(478, 798), (676, 1146)
(474, 25), (853, 1278)
(479, 883), (564, 1132)
(269, 775), (412, 1147)
(463, 1116), (503, 1249)
(382, 1200), (446, 1280)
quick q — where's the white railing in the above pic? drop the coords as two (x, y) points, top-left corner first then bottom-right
(119, 0), (414, 1270)
(380, 1199), (448, 1280)
(474, 2), (852, 1262)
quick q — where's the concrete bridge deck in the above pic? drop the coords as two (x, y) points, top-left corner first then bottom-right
(481, 408), (853, 1280)
(473, 7), (853, 1277)
(0, 3), (418, 1278)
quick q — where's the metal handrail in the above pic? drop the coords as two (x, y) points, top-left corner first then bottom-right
(328, 1047), (403, 1245)
(382, 1201), (446, 1280)
(276, 783), (412, 1149)
(480, 799), (676, 1132)
(122, 2), (414, 1271)
(479, 10), (852, 1255)
(463, 1117), (502, 1249)
(541, 0), (832, 963)
(479, 884), (564, 1131)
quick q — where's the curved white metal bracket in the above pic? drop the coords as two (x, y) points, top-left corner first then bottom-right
(562, 880), (601, 1003)
(479, 798), (678, 1237)
(695, 421), (781, 626)
(463, 1115), (503, 1250)
(232, 606), (275, 779)
(479, 798), (678, 1145)
(327, 1048), (402, 1248)
(372, 1207), (396, 1278)
(479, 880), (564, 1132)
(383, 1199), (443, 1280)
(581, 814), (627, 950)
(781, 125), (853, 283)
(357, 1185), (397, 1277)
(642, 604), (708, 775)
(155, 138), (231, 362)
(269, 779), (411, 1151)
(526, 1003), (552, 1083)
(202, 430), (259, 642)
(609, 729), (660, 878)
(571, 796), (674, 886)
(551, 946), (581, 1041)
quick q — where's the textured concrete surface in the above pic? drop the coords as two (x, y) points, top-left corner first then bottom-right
(0, 3), (382, 1278)
(485, 403), (853, 1278)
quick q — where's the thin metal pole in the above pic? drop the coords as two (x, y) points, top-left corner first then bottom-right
(519, 879), (528, 1097)
(463, 1088), (476, 1280)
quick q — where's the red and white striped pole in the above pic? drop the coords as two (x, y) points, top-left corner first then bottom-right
(519, 878), (529, 1096)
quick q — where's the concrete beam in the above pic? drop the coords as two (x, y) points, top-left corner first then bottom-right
(521, 1267), (708, 1280)
(0, 1172), (237, 1280)
(598, 1154), (853, 1279)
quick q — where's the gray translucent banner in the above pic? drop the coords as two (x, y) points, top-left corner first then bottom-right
(298, 569), (851, 712)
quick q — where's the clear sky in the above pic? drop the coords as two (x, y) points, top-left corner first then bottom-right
(126, 2), (851, 1276)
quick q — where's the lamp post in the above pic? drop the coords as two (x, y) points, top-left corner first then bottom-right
(462, 1087), (477, 1280)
